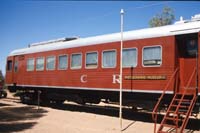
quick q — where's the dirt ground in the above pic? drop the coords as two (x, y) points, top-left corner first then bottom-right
(0, 92), (200, 133)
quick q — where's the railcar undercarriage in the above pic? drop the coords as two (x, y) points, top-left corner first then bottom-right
(7, 85), (200, 114)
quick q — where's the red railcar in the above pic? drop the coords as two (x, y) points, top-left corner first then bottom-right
(5, 16), (200, 111)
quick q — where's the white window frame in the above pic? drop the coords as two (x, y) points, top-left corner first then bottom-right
(36, 57), (45, 71)
(85, 51), (98, 69)
(46, 56), (56, 71)
(142, 45), (162, 67)
(102, 49), (117, 68)
(58, 54), (68, 70)
(70, 53), (82, 69)
(27, 58), (35, 71)
(122, 47), (138, 68)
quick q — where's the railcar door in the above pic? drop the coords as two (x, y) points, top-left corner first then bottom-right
(6, 56), (14, 84)
(176, 33), (198, 93)
(13, 56), (19, 84)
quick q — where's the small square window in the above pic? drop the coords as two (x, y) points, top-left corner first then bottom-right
(143, 46), (162, 66)
(36, 57), (44, 71)
(123, 48), (137, 67)
(86, 52), (98, 68)
(27, 58), (34, 71)
(14, 60), (18, 72)
(71, 53), (82, 69)
(58, 55), (68, 70)
(46, 56), (55, 70)
(102, 50), (116, 68)
(7, 60), (12, 71)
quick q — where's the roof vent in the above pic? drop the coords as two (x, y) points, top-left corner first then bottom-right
(191, 14), (200, 21)
(29, 37), (79, 47)
(175, 13), (200, 24)
(174, 16), (188, 24)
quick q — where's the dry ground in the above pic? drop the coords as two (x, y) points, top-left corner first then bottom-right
(0, 92), (200, 133)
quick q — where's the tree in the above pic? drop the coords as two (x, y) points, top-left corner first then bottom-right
(0, 70), (4, 82)
(149, 6), (175, 27)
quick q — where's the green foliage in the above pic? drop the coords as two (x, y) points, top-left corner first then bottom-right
(0, 70), (4, 82)
(0, 70), (7, 90)
(149, 6), (175, 27)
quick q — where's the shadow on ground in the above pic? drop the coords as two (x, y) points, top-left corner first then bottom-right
(0, 122), (37, 133)
(48, 102), (200, 132)
(0, 105), (48, 133)
(0, 102), (12, 107)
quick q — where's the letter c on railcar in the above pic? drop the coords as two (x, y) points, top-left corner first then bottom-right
(80, 75), (87, 83)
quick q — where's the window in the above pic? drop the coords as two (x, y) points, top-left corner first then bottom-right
(46, 56), (55, 70)
(102, 50), (116, 68)
(71, 53), (82, 69)
(7, 60), (12, 71)
(143, 46), (162, 66)
(186, 39), (198, 57)
(86, 52), (98, 68)
(123, 48), (137, 67)
(14, 60), (18, 72)
(36, 57), (44, 71)
(58, 55), (68, 70)
(27, 58), (34, 71)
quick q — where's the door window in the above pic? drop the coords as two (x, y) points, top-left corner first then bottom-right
(7, 60), (12, 71)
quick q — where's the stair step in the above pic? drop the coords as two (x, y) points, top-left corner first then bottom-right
(174, 99), (191, 102)
(162, 124), (177, 128)
(158, 131), (168, 133)
(165, 116), (182, 121)
(168, 110), (175, 113)
(168, 111), (187, 116)
(172, 101), (191, 106)
(154, 89), (197, 133)
(178, 109), (188, 113)
(176, 92), (194, 95)
(175, 94), (194, 99)
(170, 104), (189, 108)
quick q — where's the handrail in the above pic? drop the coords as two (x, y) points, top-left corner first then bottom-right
(175, 67), (197, 132)
(152, 67), (179, 120)
(185, 67), (197, 91)
(152, 67), (179, 133)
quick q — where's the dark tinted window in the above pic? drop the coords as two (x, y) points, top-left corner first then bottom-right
(7, 60), (12, 71)
(186, 39), (198, 57)
(176, 33), (198, 58)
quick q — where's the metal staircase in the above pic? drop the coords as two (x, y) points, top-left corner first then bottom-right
(157, 92), (197, 133)
(152, 68), (198, 133)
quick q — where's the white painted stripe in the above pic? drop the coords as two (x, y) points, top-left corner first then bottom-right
(6, 84), (13, 86)
(8, 84), (175, 94)
(6, 84), (200, 95)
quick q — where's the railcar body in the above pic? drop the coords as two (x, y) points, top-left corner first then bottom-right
(5, 16), (200, 110)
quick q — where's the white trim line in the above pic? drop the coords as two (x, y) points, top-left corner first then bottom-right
(6, 83), (200, 95)
(11, 84), (175, 94)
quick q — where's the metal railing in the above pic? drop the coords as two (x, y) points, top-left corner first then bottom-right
(152, 67), (179, 133)
(179, 67), (197, 132)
